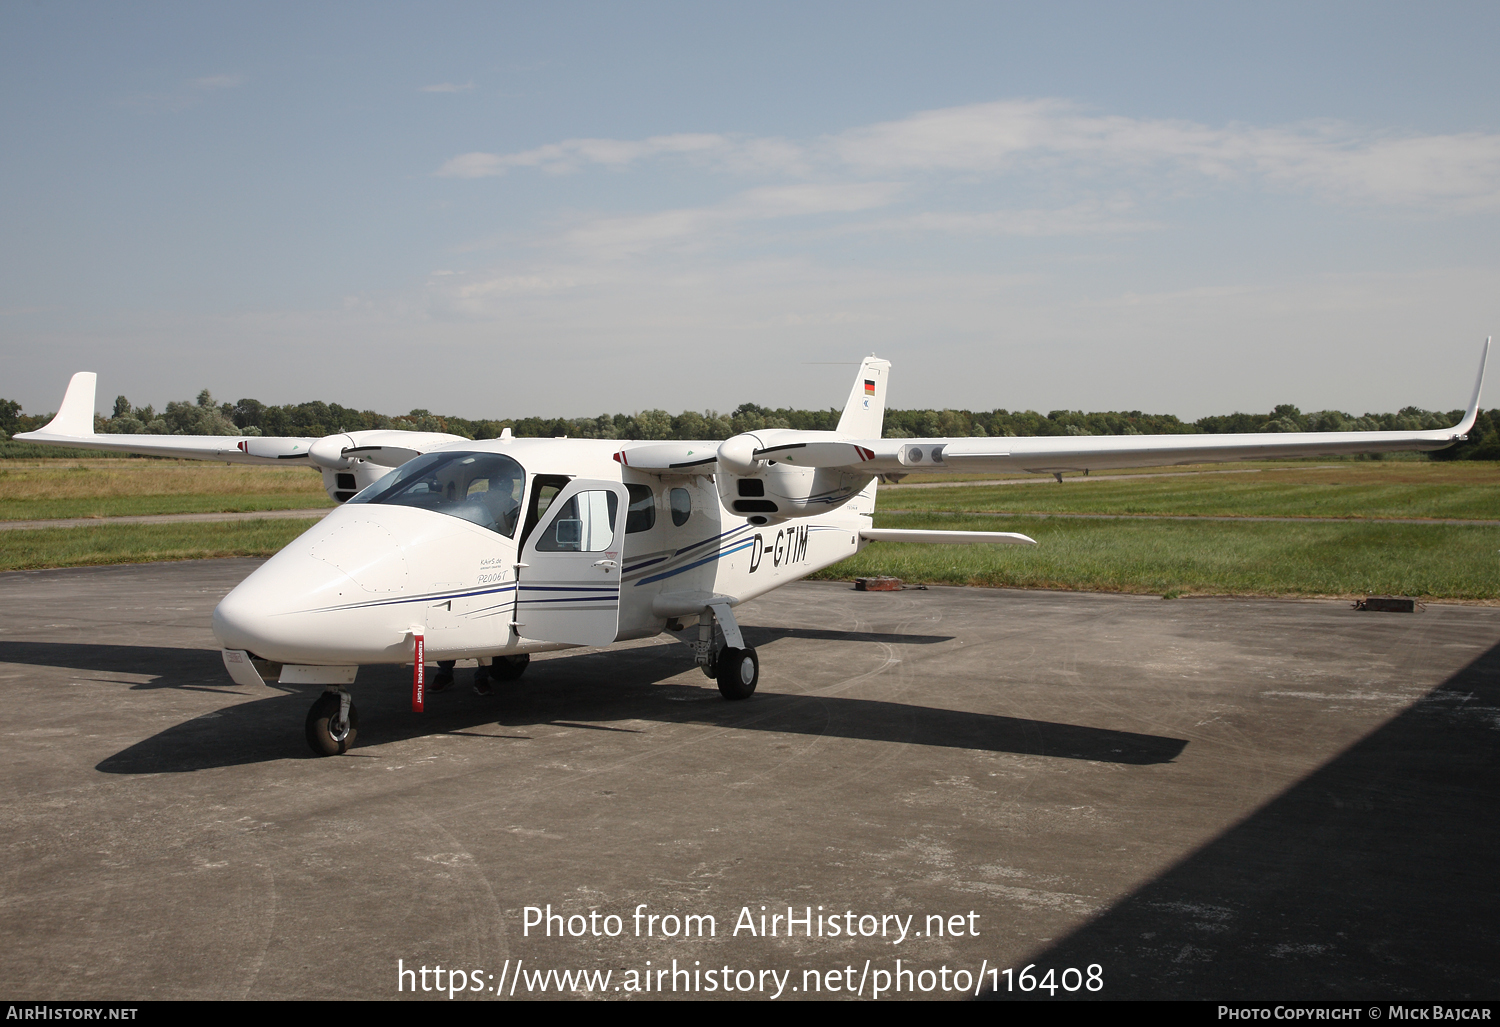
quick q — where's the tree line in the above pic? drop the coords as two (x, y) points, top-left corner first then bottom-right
(1, 390), (1496, 460)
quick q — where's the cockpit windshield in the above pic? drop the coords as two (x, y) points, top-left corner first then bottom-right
(348, 451), (525, 537)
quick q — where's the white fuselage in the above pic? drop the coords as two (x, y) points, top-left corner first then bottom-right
(212, 437), (876, 667)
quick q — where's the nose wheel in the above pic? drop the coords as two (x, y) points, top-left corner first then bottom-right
(306, 689), (358, 756)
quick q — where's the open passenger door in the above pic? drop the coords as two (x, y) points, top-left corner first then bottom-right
(516, 479), (629, 647)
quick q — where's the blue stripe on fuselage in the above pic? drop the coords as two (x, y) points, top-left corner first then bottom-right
(636, 537), (756, 586)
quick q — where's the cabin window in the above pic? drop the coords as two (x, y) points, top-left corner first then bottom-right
(670, 487), (691, 527)
(349, 451), (525, 537)
(534, 490), (619, 553)
(626, 484), (656, 533)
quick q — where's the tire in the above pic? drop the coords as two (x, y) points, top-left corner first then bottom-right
(305, 692), (358, 756)
(716, 647), (758, 700)
(491, 654), (530, 681)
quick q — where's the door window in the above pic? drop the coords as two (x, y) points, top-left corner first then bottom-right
(534, 490), (619, 552)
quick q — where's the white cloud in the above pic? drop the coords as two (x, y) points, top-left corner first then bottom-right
(437, 98), (1500, 210)
(386, 97), (1500, 418)
(733, 182), (903, 217)
(423, 270), (582, 319)
(555, 182), (905, 258)
(836, 101), (1500, 210)
(436, 133), (733, 177)
(853, 200), (1158, 238)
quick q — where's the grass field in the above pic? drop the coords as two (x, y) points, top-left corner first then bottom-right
(842, 461), (1500, 599)
(4, 456), (1492, 522)
(1, 458), (1495, 598)
(0, 518), (322, 572)
(0, 460), (333, 520)
(882, 460), (1500, 520)
(813, 512), (1500, 600)
(0, 441), (138, 459)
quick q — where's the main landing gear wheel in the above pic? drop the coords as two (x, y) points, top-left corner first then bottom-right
(305, 691), (358, 756)
(716, 647), (758, 700)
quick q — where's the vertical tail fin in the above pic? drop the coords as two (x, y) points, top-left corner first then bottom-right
(836, 355), (891, 439)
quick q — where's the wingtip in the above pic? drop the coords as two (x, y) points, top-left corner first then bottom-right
(1457, 336), (1489, 436)
(33, 371), (99, 438)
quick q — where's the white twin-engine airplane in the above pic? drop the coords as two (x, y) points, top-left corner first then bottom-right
(18, 343), (1490, 756)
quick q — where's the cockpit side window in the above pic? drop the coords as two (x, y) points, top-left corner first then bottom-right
(520, 474), (574, 549)
(348, 452), (525, 538)
(625, 484), (655, 533)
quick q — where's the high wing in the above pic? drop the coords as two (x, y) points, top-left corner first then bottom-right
(15, 371), (468, 501)
(614, 340), (1489, 478)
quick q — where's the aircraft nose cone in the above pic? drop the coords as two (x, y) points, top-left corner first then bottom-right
(212, 513), (415, 664)
(306, 518), (409, 593)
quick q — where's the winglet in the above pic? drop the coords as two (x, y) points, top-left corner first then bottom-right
(27, 371), (98, 438)
(1452, 336), (1490, 438)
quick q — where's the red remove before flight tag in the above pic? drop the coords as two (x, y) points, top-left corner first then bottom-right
(412, 634), (425, 712)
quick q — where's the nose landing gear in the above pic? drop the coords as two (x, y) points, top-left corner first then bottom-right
(306, 688), (358, 756)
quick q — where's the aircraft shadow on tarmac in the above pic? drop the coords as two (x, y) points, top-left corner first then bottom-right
(0, 639), (229, 690)
(986, 638), (1500, 1001)
(0, 630), (1191, 774)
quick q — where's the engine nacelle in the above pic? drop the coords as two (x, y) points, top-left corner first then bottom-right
(716, 433), (760, 477)
(714, 433), (873, 524)
(320, 461), (391, 504)
(309, 428), (472, 503)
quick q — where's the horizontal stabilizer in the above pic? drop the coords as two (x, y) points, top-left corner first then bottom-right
(860, 528), (1037, 546)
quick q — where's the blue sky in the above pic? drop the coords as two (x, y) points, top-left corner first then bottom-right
(3, 2), (1498, 421)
